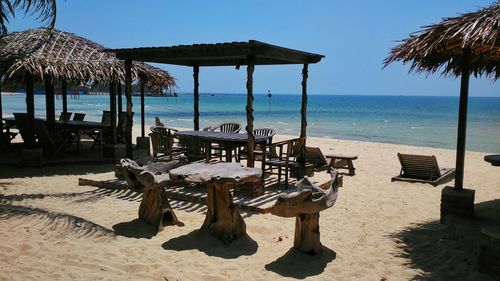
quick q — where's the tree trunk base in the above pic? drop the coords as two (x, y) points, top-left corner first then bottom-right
(294, 213), (322, 254)
(203, 179), (246, 243)
(138, 175), (183, 232)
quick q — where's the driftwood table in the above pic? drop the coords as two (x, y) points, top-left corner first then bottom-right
(264, 169), (341, 254)
(169, 162), (262, 243)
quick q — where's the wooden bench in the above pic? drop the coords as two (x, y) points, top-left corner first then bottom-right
(325, 154), (358, 176)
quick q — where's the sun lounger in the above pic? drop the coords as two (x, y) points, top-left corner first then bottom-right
(391, 153), (455, 186)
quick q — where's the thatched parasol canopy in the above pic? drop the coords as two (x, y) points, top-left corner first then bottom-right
(0, 28), (176, 91)
(384, 2), (499, 79)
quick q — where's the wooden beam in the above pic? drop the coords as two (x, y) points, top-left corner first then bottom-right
(140, 80), (145, 138)
(117, 82), (123, 115)
(45, 76), (55, 125)
(125, 59), (133, 158)
(454, 48), (471, 191)
(109, 81), (117, 144)
(299, 64), (309, 163)
(25, 72), (35, 147)
(193, 65), (200, 131)
(61, 78), (68, 113)
(246, 60), (255, 168)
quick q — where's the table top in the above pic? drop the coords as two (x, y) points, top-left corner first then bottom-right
(484, 154), (500, 166)
(175, 130), (269, 143)
(169, 162), (262, 184)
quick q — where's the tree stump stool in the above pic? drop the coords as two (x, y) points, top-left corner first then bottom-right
(120, 158), (187, 191)
(136, 171), (183, 231)
(265, 169), (342, 254)
(325, 154), (358, 176)
(169, 162), (262, 243)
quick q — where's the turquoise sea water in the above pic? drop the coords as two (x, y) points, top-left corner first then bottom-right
(2, 93), (500, 153)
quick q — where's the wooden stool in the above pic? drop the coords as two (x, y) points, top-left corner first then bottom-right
(325, 154), (358, 176)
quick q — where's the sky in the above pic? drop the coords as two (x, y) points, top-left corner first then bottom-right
(8, 0), (500, 97)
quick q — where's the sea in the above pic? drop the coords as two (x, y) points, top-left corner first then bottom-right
(2, 93), (499, 153)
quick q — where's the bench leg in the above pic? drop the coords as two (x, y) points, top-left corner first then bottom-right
(347, 160), (355, 176)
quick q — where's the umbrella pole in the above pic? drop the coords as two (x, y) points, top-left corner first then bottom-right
(454, 48), (470, 191)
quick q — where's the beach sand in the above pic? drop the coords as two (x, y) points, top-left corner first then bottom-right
(0, 126), (499, 280)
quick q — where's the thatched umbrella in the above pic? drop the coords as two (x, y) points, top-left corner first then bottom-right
(0, 28), (175, 146)
(384, 2), (499, 190)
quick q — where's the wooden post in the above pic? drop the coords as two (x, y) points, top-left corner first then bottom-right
(25, 72), (35, 147)
(109, 81), (117, 144)
(124, 59), (133, 158)
(0, 77), (3, 143)
(246, 60), (255, 168)
(140, 80), (145, 138)
(117, 82), (123, 115)
(299, 64), (309, 163)
(61, 78), (68, 113)
(193, 65), (200, 131)
(454, 48), (471, 191)
(44, 76), (55, 125)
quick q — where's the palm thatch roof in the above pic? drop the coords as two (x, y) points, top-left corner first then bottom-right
(384, 2), (500, 79)
(0, 28), (176, 91)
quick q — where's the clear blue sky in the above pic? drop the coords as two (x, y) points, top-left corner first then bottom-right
(8, 0), (499, 96)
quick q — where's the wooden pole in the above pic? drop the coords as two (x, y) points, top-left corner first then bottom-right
(124, 59), (133, 158)
(109, 81), (117, 144)
(140, 80), (145, 138)
(117, 82), (123, 115)
(25, 72), (35, 147)
(299, 64), (309, 163)
(61, 78), (68, 113)
(0, 77), (3, 143)
(45, 76), (55, 125)
(193, 65), (200, 131)
(246, 61), (255, 168)
(454, 48), (471, 191)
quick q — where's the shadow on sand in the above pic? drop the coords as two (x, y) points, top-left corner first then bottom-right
(264, 246), (336, 278)
(162, 228), (258, 259)
(112, 219), (158, 239)
(388, 199), (500, 280)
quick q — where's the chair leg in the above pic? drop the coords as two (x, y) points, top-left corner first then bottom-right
(278, 167), (282, 184)
(284, 167), (289, 188)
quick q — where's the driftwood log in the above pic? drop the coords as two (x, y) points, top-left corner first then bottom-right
(136, 171), (183, 231)
(170, 162), (262, 243)
(265, 169), (341, 254)
(120, 158), (187, 190)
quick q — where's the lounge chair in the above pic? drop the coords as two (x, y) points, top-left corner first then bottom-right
(391, 153), (455, 186)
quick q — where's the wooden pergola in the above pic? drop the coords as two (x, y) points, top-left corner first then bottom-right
(110, 40), (324, 166)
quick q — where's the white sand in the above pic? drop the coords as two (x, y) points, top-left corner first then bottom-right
(0, 127), (499, 280)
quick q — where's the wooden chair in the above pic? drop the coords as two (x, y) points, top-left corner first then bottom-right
(149, 126), (184, 160)
(266, 137), (306, 188)
(58, 112), (72, 121)
(117, 111), (134, 143)
(209, 122), (242, 160)
(13, 113), (37, 147)
(72, 113), (86, 121)
(33, 120), (67, 157)
(391, 153), (455, 186)
(237, 128), (276, 161)
(177, 135), (206, 162)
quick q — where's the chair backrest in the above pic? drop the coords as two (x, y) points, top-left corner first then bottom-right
(254, 128), (276, 143)
(178, 135), (205, 162)
(13, 113), (37, 147)
(287, 138), (306, 160)
(155, 117), (164, 127)
(73, 113), (86, 121)
(59, 112), (72, 121)
(117, 111), (134, 130)
(101, 111), (111, 125)
(397, 153), (442, 180)
(210, 122), (241, 133)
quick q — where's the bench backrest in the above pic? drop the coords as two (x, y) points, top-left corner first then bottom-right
(397, 153), (442, 180)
